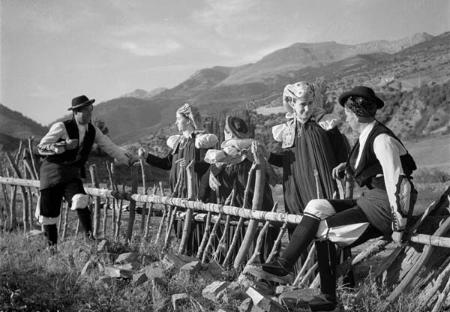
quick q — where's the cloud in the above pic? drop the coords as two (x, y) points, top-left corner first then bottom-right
(119, 39), (182, 56)
(192, 0), (267, 39)
(29, 83), (64, 100)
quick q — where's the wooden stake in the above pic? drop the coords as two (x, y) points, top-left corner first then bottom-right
(387, 215), (450, 303)
(27, 137), (39, 179)
(417, 258), (450, 310)
(246, 202), (278, 266)
(106, 162), (117, 238)
(222, 217), (244, 267)
(293, 243), (317, 286)
(5, 152), (29, 231)
(202, 212), (223, 263)
(61, 201), (69, 241)
(102, 197), (109, 238)
(163, 206), (178, 250)
(179, 160), (195, 254)
(155, 182), (167, 244)
(126, 165), (139, 243)
(115, 185), (125, 241)
(234, 144), (266, 269)
(431, 272), (450, 312)
(265, 222), (288, 263)
(196, 211), (212, 259)
(139, 159), (147, 235)
(89, 165), (101, 238)
(297, 262), (318, 287)
(14, 141), (23, 165)
(143, 186), (157, 241)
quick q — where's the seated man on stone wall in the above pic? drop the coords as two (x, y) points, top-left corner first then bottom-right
(262, 86), (418, 311)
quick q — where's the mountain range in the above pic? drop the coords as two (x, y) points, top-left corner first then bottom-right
(1, 31), (449, 151)
(0, 104), (47, 151)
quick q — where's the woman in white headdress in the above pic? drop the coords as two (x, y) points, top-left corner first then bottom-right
(268, 80), (349, 216)
(139, 103), (218, 200)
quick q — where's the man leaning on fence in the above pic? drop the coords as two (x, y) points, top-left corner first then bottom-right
(262, 86), (418, 311)
(37, 95), (137, 251)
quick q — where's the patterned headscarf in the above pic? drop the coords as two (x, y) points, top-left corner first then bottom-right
(176, 103), (202, 130)
(283, 82), (314, 114)
(282, 80), (329, 120)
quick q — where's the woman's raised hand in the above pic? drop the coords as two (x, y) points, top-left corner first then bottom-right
(138, 147), (148, 160)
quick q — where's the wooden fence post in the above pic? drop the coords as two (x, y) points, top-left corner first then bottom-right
(61, 201), (69, 240)
(27, 138), (39, 179)
(6, 152), (29, 232)
(154, 182), (167, 244)
(233, 148), (266, 269)
(143, 186), (157, 242)
(179, 160), (195, 254)
(126, 166), (139, 242)
(89, 165), (101, 238)
(139, 159), (147, 236)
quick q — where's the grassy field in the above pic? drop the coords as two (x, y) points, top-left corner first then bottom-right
(0, 132), (449, 311)
(1, 177), (448, 311)
(406, 134), (450, 173)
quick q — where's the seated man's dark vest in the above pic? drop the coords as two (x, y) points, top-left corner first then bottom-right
(347, 122), (417, 189)
(39, 119), (96, 190)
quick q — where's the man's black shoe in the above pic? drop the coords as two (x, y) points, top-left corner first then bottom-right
(308, 294), (337, 311)
(261, 259), (291, 276)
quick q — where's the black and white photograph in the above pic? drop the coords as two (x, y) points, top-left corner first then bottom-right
(0, 0), (449, 311)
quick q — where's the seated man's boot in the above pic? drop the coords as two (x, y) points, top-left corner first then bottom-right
(308, 294), (337, 311)
(311, 240), (338, 311)
(262, 215), (320, 276)
(261, 258), (291, 276)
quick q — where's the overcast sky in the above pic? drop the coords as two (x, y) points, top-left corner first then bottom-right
(1, 0), (449, 125)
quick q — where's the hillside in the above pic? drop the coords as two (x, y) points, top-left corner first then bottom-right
(35, 31), (448, 148)
(41, 32), (440, 144)
(0, 103), (48, 142)
(120, 87), (167, 99)
(0, 132), (21, 151)
(219, 32), (433, 85)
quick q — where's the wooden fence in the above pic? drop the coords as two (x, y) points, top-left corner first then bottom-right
(1, 145), (450, 310)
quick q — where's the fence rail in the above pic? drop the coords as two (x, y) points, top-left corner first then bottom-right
(1, 176), (450, 249)
(0, 176), (303, 224)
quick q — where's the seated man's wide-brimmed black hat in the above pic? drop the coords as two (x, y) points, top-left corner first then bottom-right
(338, 86), (384, 109)
(68, 95), (95, 111)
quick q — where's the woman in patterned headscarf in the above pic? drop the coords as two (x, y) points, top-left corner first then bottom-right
(265, 81), (351, 288)
(268, 80), (349, 216)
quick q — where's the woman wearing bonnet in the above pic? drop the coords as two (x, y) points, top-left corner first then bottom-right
(139, 103), (218, 200)
(138, 103), (218, 252)
(265, 81), (350, 289)
(268, 80), (349, 216)
(204, 115), (277, 261)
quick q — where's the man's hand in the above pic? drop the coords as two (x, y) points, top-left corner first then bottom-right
(332, 162), (346, 180)
(65, 139), (79, 150)
(391, 231), (404, 244)
(53, 142), (67, 154)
